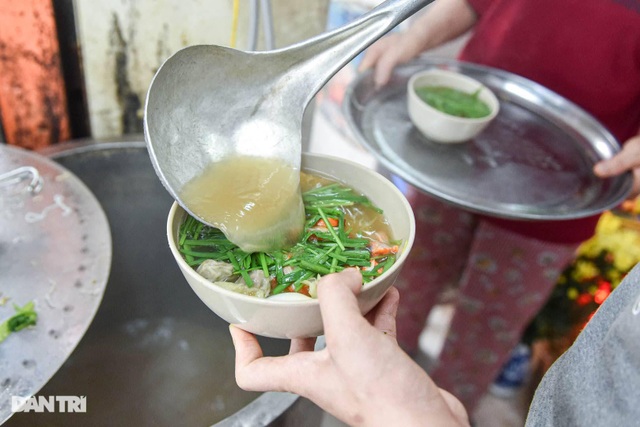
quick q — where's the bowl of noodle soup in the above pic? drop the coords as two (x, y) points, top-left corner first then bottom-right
(167, 152), (415, 338)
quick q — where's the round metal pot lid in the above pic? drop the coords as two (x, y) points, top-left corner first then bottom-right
(0, 144), (111, 423)
(343, 57), (633, 220)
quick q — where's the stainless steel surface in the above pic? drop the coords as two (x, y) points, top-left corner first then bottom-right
(0, 166), (43, 194)
(249, 0), (259, 51)
(0, 145), (111, 424)
(344, 57), (633, 220)
(5, 140), (318, 427)
(259, 0), (276, 50)
(144, 0), (434, 232)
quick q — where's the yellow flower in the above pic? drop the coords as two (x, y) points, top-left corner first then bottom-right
(573, 260), (599, 282)
(577, 238), (600, 258)
(575, 214), (640, 276)
(567, 288), (578, 299)
(596, 212), (623, 234)
(614, 251), (636, 272)
(606, 270), (621, 286)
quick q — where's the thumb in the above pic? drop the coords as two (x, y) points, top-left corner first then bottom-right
(594, 135), (640, 177)
(317, 268), (366, 340)
(594, 156), (626, 177)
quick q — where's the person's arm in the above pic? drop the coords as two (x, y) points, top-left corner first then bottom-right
(594, 134), (640, 197)
(230, 268), (469, 427)
(359, 0), (478, 87)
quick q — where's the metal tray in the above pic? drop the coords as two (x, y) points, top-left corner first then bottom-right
(343, 57), (633, 220)
(0, 144), (111, 423)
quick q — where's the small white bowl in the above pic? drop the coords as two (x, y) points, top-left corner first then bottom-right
(167, 153), (416, 339)
(407, 69), (499, 143)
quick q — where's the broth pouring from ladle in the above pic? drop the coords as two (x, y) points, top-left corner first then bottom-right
(180, 155), (305, 253)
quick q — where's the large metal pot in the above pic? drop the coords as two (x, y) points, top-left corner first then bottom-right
(6, 138), (321, 426)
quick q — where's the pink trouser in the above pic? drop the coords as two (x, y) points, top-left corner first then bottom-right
(394, 187), (580, 412)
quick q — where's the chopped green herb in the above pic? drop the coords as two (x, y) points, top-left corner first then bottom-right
(415, 85), (491, 118)
(0, 301), (37, 343)
(178, 182), (400, 297)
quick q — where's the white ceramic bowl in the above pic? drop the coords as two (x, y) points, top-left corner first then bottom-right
(407, 69), (500, 143)
(167, 153), (416, 339)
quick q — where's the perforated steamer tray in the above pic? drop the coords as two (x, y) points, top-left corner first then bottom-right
(343, 57), (632, 220)
(0, 144), (111, 423)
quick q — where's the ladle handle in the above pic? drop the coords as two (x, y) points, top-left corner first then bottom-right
(281, 0), (435, 107)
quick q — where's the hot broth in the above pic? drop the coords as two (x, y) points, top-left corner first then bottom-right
(178, 171), (401, 299)
(180, 155), (305, 253)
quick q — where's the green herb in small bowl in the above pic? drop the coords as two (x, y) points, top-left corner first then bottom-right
(415, 86), (492, 119)
(407, 69), (500, 143)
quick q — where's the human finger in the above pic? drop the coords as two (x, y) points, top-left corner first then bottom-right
(230, 325), (314, 393)
(230, 325), (264, 369)
(372, 34), (422, 87)
(358, 36), (395, 72)
(594, 136), (640, 177)
(631, 169), (640, 197)
(373, 49), (403, 87)
(316, 269), (367, 343)
(359, 44), (384, 72)
(364, 286), (399, 338)
(439, 388), (470, 426)
(289, 337), (317, 354)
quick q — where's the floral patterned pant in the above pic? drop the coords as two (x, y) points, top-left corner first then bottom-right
(394, 186), (581, 412)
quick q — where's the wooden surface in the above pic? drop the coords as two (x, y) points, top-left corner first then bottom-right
(0, 0), (70, 149)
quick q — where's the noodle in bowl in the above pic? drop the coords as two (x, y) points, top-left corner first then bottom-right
(167, 153), (416, 339)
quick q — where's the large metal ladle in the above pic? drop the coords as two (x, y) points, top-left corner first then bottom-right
(144, 0), (433, 251)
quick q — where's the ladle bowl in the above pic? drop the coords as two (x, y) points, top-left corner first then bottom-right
(144, 0), (434, 249)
